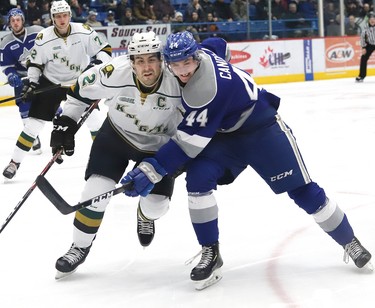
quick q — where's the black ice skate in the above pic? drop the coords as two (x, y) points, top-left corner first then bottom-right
(190, 242), (223, 290)
(137, 206), (155, 247)
(355, 77), (364, 82)
(343, 237), (373, 270)
(55, 243), (91, 279)
(31, 136), (42, 154)
(3, 160), (20, 180)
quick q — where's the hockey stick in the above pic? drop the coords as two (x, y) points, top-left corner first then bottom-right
(0, 83), (62, 105)
(0, 100), (101, 234)
(35, 175), (132, 215)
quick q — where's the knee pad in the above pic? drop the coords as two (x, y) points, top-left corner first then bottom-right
(81, 174), (116, 212)
(186, 159), (224, 192)
(188, 191), (218, 224)
(140, 194), (170, 220)
(288, 182), (326, 214)
(23, 117), (45, 139)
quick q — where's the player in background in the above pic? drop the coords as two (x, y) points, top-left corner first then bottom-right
(49, 31), (183, 279)
(121, 31), (372, 290)
(0, 8), (44, 154)
(2, 0), (112, 180)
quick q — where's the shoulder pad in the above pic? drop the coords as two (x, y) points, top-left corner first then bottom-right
(183, 53), (217, 108)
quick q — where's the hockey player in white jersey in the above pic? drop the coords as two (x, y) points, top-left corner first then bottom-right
(2, 0), (112, 180)
(49, 31), (183, 279)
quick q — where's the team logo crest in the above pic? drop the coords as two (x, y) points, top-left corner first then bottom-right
(36, 33), (43, 41)
(101, 64), (114, 78)
(82, 24), (91, 31)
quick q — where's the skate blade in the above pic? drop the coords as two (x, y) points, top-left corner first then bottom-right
(363, 261), (374, 272)
(55, 269), (77, 280)
(193, 268), (223, 291)
(31, 148), (42, 155)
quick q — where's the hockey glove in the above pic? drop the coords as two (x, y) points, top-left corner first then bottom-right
(121, 158), (167, 197)
(21, 80), (38, 102)
(50, 115), (79, 156)
(7, 73), (23, 88)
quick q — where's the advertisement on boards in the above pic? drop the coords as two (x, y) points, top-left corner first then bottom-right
(324, 36), (375, 70)
(95, 24), (171, 49)
(228, 40), (304, 78)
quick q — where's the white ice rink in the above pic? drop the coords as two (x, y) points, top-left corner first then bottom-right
(1, 77), (375, 308)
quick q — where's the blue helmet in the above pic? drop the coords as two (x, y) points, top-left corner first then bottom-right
(163, 31), (199, 63)
(7, 8), (25, 25)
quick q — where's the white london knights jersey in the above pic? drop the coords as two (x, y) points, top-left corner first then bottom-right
(63, 55), (184, 152)
(28, 23), (111, 86)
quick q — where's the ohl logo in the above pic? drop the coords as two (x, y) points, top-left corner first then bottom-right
(326, 42), (354, 63)
(259, 46), (290, 68)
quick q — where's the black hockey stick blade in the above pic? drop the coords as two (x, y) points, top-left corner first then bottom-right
(36, 175), (133, 215)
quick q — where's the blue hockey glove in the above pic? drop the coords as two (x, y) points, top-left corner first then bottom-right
(7, 73), (23, 88)
(21, 80), (38, 102)
(121, 158), (167, 197)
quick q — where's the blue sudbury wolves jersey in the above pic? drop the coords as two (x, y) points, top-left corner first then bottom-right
(155, 48), (281, 174)
(0, 25), (43, 76)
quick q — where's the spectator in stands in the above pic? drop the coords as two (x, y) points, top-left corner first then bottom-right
(116, 0), (131, 24)
(298, 0), (317, 19)
(359, 3), (371, 19)
(200, 0), (217, 21)
(345, 14), (360, 36)
(199, 12), (219, 39)
(161, 13), (173, 23)
(120, 7), (140, 25)
(25, 0), (42, 26)
(271, 0), (287, 20)
(153, 0), (175, 21)
(346, 0), (360, 18)
(133, 0), (157, 24)
(281, 1), (307, 37)
(104, 10), (118, 25)
(213, 0), (234, 22)
(323, 1), (337, 35)
(70, 0), (86, 23)
(230, 0), (247, 21)
(100, 0), (118, 11)
(0, 0), (22, 16)
(172, 11), (201, 42)
(85, 9), (103, 27)
(252, 0), (268, 20)
(185, 0), (205, 22)
(40, 0), (52, 27)
(326, 13), (341, 36)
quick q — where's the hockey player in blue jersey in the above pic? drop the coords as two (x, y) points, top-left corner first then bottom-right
(0, 8), (43, 154)
(121, 31), (372, 290)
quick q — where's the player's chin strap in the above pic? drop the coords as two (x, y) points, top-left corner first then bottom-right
(0, 83), (62, 105)
(0, 99), (103, 234)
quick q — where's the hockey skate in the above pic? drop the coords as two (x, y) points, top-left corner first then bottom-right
(189, 242), (223, 290)
(137, 206), (155, 247)
(55, 243), (91, 280)
(355, 77), (364, 82)
(31, 136), (42, 154)
(343, 237), (373, 270)
(3, 160), (20, 180)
